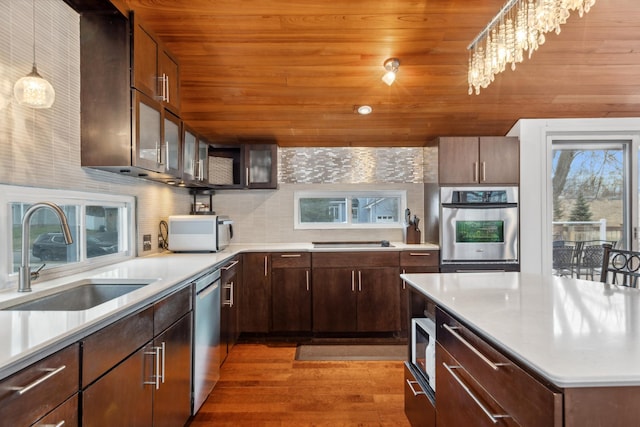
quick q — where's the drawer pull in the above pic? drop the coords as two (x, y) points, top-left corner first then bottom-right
(443, 363), (511, 424)
(12, 365), (66, 395)
(280, 254), (302, 258)
(37, 422), (65, 427)
(405, 379), (426, 396)
(409, 252), (432, 256)
(222, 260), (239, 270)
(443, 324), (508, 371)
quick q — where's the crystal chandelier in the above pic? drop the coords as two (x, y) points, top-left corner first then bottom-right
(467, 0), (596, 95)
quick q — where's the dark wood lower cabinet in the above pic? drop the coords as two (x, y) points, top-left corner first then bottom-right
(153, 313), (192, 427)
(34, 393), (79, 427)
(312, 266), (399, 333)
(403, 364), (435, 427)
(241, 252), (271, 333)
(272, 267), (311, 332)
(82, 344), (153, 427)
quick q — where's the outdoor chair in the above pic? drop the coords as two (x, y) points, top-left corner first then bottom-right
(600, 244), (640, 288)
(552, 246), (577, 277)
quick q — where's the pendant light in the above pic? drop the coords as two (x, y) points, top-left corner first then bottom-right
(13, 0), (55, 109)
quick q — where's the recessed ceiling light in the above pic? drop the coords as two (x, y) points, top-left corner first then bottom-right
(356, 105), (372, 115)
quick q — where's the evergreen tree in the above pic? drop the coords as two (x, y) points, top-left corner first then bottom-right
(569, 193), (592, 221)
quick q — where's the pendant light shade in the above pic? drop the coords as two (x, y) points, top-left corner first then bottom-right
(14, 0), (55, 109)
(14, 64), (55, 109)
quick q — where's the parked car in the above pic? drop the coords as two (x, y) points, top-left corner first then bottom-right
(32, 232), (117, 261)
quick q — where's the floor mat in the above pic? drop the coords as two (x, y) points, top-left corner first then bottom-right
(295, 344), (406, 361)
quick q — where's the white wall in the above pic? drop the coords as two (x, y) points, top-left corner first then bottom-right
(509, 118), (640, 274)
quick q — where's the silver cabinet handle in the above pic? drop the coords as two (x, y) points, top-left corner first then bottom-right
(223, 282), (234, 307)
(473, 161), (479, 182)
(264, 255), (268, 276)
(160, 342), (166, 385)
(11, 365), (66, 395)
(164, 141), (169, 171)
(405, 379), (426, 396)
(409, 252), (432, 256)
(358, 270), (362, 292)
(155, 141), (162, 165)
(305, 270), (310, 291)
(144, 346), (162, 389)
(165, 74), (170, 103)
(443, 363), (511, 424)
(222, 260), (239, 270)
(351, 270), (355, 292)
(442, 324), (508, 371)
(481, 161), (486, 182)
(246, 167), (250, 185)
(280, 254), (301, 258)
(402, 268), (406, 290)
(37, 422), (65, 427)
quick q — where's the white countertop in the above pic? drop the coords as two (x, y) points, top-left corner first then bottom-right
(402, 271), (640, 388)
(0, 241), (436, 379)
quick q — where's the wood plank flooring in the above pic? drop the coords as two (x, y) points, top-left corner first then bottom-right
(188, 343), (411, 427)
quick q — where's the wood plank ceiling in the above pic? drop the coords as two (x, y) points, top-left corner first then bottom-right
(123, 0), (640, 147)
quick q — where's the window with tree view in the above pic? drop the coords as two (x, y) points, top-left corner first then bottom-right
(295, 191), (406, 229)
(551, 141), (628, 278)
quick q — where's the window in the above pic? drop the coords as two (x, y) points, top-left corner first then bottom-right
(1, 185), (134, 290)
(294, 191), (406, 229)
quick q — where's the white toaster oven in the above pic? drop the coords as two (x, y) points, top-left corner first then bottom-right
(168, 215), (233, 252)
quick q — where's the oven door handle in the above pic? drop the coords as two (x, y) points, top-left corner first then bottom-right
(441, 203), (518, 209)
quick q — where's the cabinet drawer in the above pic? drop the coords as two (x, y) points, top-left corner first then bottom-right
(33, 393), (79, 427)
(437, 344), (519, 427)
(313, 251), (399, 268)
(436, 308), (562, 427)
(82, 306), (154, 387)
(404, 363), (435, 427)
(400, 250), (439, 268)
(154, 285), (192, 335)
(271, 252), (310, 268)
(0, 343), (79, 426)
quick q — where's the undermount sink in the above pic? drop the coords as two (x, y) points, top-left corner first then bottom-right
(313, 240), (394, 249)
(1, 279), (153, 311)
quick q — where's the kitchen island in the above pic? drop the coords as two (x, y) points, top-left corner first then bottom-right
(402, 271), (640, 426)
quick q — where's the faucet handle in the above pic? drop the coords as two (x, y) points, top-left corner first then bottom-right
(30, 263), (46, 281)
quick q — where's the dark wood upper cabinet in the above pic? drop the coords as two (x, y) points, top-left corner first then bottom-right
(435, 136), (519, 185)
(208, 143), (278, 189)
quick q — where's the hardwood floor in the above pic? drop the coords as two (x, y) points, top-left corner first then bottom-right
(189, 343), (411, 427)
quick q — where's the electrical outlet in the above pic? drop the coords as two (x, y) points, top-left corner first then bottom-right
(143, 234), (152, 251)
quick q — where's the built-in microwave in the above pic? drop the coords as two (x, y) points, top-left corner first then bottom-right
(411, 317), (436, 392)
(168, 215), (233, 252)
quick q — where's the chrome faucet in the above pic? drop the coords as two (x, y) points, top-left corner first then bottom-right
(19, 202), (73, 292)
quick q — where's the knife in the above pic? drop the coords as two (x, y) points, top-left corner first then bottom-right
(405, 208), (412, 225)
(414, 216), (420, 231)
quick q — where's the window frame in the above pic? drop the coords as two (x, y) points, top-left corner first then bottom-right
(294, 190), (407, 229)
(0, 184), (135, 290)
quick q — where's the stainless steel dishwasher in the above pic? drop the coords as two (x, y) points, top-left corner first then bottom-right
(192, 268), (221, 415)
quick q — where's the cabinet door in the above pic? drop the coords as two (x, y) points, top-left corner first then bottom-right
(82, 344), (154, 427)
(312, 268), (357, 332)
(133, 90), (163, 173)
(272, 267), (311, 332)
(438, 137), (480, 184)
(163, 110), (181, 178)
(404, 364), (435, 427)
(357, 267), (400, 332)
(245, 144), (277, 189)
(132, 18), (158, 99)
(153, 313), (192, 427)
(159, 49), (180, 113)
(240, 253), (271, 333)
(197, 140), (210, 184)
(221, 256), (241, 363)
(479, 136), (519, 184)
(183, 127), (197, 182)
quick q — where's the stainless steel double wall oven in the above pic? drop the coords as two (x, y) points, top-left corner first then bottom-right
(440, 186), (519, 272)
